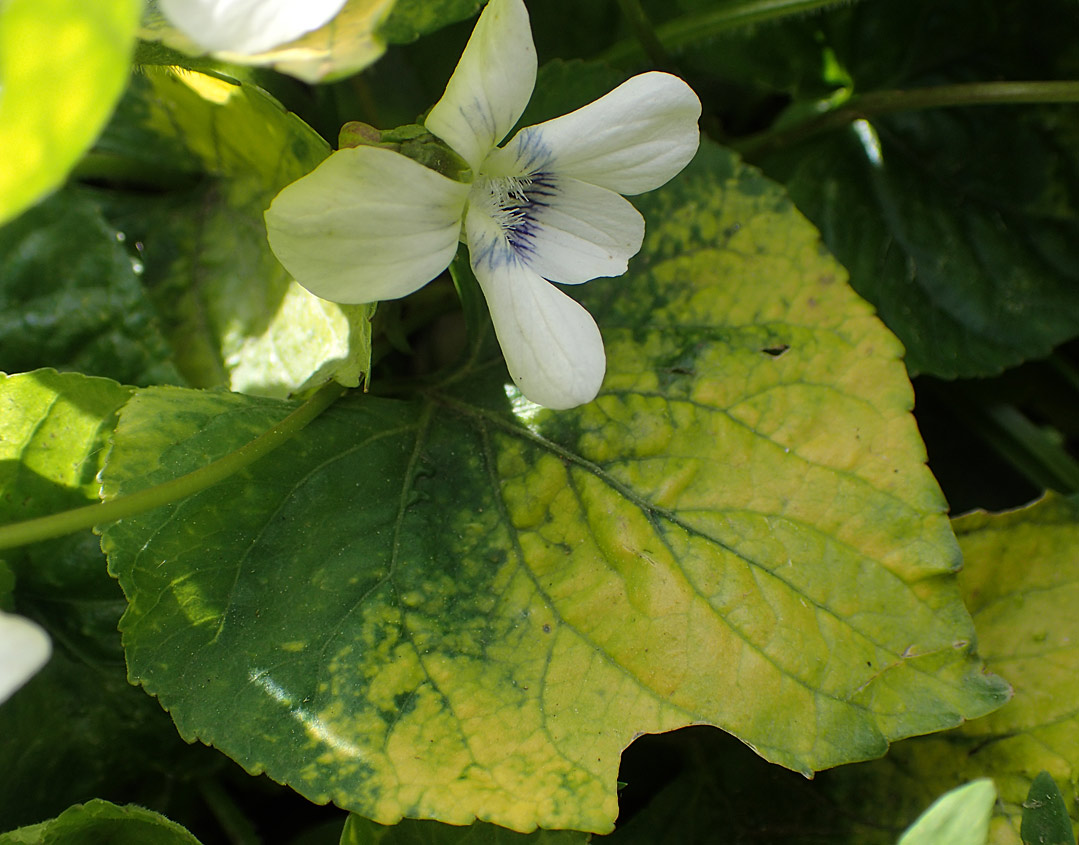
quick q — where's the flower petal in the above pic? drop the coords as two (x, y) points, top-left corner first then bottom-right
(424, 0), (536, 172)
(467, 204), (605, 409)
(512, 176), (645, 284)
(0, 610), (51, 704)
(160, 0), (348, 55)
(488, 71), (701, 196)
(265, 146), (469, 304)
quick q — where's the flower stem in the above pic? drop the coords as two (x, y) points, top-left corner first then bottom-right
(601, 0), (859, 64)
(0, 381), (346, 551)
(737, 80), (1079, 158)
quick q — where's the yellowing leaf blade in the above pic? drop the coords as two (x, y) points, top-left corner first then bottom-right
(99, 143), (1005, 833)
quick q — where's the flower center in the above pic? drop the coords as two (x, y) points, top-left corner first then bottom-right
(472, 173), (555, 258)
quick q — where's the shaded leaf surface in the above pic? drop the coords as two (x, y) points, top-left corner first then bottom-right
(603, 727), (854, 844)
(0, 369), (133, 666)
(99, 143), (1005, 833)
(138, 0), (396, 83)
(0, 0), (139, 224)
(0, 644), (212, 832)
(0, 371), (208, 831)
(0, 799), (203, 845)
(754, 0), (1079, 378)
(0, 190), (179, 386)
(378, 0), (485, 44)
(761, 108), (1079, 379)
(94, 67), (373, 397)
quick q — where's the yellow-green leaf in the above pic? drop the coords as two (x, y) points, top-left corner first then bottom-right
(954, 494), (1079, 843)
(897, 779), (995, 845)
(99, 142), (1006, 833)
(0, 369), (131, 517)
(0, 0), (140, 224)
(0, 799), (203, 845)
(138, 0), (397, 83)
(816, 494), (1079, 845)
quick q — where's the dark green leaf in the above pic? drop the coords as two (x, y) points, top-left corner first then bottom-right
(750, 0), (1079, 377)
(379, 0), (485, 45)
(0, 646), (213, 832)
(760, 106), (1079, 379)
(1021, 772), (1075, 845)
(0, 371), (207, 830)
(0, 190), (180, 386)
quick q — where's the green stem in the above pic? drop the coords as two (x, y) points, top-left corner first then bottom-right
(977, 403), (1079, 495)
(738, 80), (1079, 158)
(1047, 350), (1079, 396)
(0, 381), (346, 551)
(927, 381), (1079, 496)
(198, 780), (261, 845)
(614, 0), (673, 69)
(601, 0), (857, 64)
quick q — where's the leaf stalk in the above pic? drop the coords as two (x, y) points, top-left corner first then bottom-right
(601, 0), (858, 64)
(0, 380), (346, 551)
(737, 80), (1079, 158)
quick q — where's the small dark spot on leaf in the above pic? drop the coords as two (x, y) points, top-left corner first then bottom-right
(542, 624), (551, 634)
(762, 344), (789, 358)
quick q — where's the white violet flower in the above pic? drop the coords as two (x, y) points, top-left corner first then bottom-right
(159, 0), (349, 55)
(0, 610), (51, 704)
(265, 0), (701, 409)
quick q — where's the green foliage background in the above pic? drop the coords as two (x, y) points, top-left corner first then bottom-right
(2, 0), (1079, 843)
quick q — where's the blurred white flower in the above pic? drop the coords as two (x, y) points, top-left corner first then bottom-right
(159, 0), (348, 54)
(0, 610), (51, 704)
(266, 0), (701, 409)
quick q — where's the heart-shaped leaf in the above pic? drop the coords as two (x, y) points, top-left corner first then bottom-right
(100, 143), (1007, 833)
